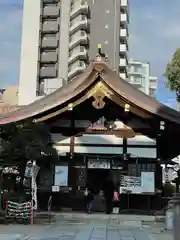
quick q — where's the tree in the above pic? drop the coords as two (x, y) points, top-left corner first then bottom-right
(0, 120), (58, 169)
(164, 48), (180, 102)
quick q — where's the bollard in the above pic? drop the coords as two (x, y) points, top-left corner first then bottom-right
(166, 202), (173, 230)
(173, 203), (180, 240)
(170, 193), (180, 240)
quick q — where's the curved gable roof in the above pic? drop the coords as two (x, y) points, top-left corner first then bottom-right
(0, 60), (180, 124)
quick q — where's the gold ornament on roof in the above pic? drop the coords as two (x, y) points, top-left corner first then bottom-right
(92, 95), (105, 109)
(92, 91), (105, 109)
(124, 103), (130, 112)
(96, 44), (108, 62)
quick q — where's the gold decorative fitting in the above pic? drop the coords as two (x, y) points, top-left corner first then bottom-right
(96, 53), (106, 62)
(96, 43), (108, 63)
(160, 120), (165, 130)
(124, 103), (130, 112)
(68, 103), (73, 111)
(92, 94), (106, 109)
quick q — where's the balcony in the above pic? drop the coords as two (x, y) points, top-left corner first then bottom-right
(69, 31), (88, 50)
(128, 76), (143, 88)
(120, 13), (128, 23)
(41, 35), (59, 48)
(42, 6), (60, 18)
(42, 20), (59, 33)
(128, 68), (143, 76)
(44, 78), (63, 90)
(40, 65), (57, 78)
(120, 43), (127, 52)
(119, 58), (127, 67)
(149, 81), (157, 89)
(68, 46), (87, 65)
(68, 61), (86, 80)
(120, 29), (128, 38)
(121, 0), (129, 17)
(40, 51), (58, 63)
(70, 1), (89, 20)
(121, 0), (128, 7)
(119, 73), (127, 80)
(69, 15), (88, 35)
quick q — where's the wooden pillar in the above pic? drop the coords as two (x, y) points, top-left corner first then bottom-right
(123, 138), (127, 154)
(123, 112), (128, 176)
(68, 109), (75, 188)
(123, 108), (129, 155)
(156, 120), (163, 189)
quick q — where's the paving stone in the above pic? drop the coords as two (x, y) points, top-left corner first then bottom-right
(0, 217), (173, 240)
(0, 234), (22, 240)
(121, 238), (135, 240)
(91, 227), (106, 239)
(120, 220), (142, 228)
(119, 230), (134, 237)
(73, 227), (94, 240)
(106, 229), (120, 240)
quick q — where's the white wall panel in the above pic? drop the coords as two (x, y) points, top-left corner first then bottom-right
(74, 146), (123, 154)
(127, 135), (156, 145)
(52, 134), (70, 144)
(55, 145), (123, 155)
(127, 147), (156, 158)
(75, 135), (123, 145)
(54, 145), (70, 155)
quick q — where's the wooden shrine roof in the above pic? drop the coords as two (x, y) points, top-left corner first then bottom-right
(0, 58), (180, 125)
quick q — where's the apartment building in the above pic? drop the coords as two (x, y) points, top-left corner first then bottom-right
(0, 87), (19, 116)
(0, 87), (18, 105)
(18, 0), (129, 105)
(128, 60), (157, 97)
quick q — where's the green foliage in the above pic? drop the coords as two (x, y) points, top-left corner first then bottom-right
(164, 48), (180, 102)
(0, 120), (58, 167)
(163, 182), (175, 197)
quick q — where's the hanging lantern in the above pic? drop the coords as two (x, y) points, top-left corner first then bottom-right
(124, 103), (130, 112)
(160, 121), (165, 130)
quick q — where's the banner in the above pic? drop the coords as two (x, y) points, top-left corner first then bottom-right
(31, 162), (40, 210)
(88, 159), (110, 169)
(120, 172), (155, 194)
(54, 166), (68, 186)
(141, 172), (155, 193)
(120, 176), (141, 194)
(6, 201), (32, 220)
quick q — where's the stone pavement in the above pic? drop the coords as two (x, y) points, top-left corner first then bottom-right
(0, 214), (173, 240)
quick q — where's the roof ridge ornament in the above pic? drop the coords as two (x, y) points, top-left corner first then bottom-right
(95, 44), (109, 63)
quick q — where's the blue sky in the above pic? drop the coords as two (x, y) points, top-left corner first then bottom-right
(0, 0), (179, 108)
(129, 0), (180, 108)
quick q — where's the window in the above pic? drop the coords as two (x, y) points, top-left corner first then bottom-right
(79, 61), (84, 67)
(133, 65), (141, 73)
(134, 76), (141, 83)
(80, 46), (84, 52)
(81, 31), (85, 36)
(149, 88), (156, 97)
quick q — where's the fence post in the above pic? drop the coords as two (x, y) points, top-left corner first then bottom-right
(169, 193), (180, 240)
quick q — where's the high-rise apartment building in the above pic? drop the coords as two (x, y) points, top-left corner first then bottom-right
(18, 0), (129, 105)
(128, 60), (157, 98)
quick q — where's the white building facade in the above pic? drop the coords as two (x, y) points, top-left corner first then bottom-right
(128, 60), (157, 98)
(18, 0), (129, 106)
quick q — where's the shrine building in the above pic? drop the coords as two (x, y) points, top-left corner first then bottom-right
(0, 54), (180, 212)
